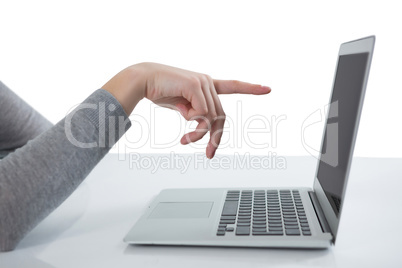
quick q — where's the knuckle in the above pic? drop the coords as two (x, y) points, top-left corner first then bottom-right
(203, 117), (213, 128)
(231, 80), (241, 89)
(194, 115), (207, 124)
(199, 74), (209, 85)
(199, 106), (208, 115)
(204, 74), (213, 82)
(188, 76), (201, 88)
(210, 111), (218, 121)
(197, 115), (208, 122)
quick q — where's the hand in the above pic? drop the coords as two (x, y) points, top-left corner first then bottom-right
(103, 62), (271, 158)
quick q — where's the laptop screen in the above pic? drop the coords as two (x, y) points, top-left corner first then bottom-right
(316, 52), (369, 217)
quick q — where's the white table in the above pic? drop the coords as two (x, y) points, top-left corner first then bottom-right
(1, 153), (401, 268)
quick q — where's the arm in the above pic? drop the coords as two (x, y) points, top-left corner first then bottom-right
(0, 88), (130, 251)
(0, 62), (270, 251)
(0, 81), (53, 157)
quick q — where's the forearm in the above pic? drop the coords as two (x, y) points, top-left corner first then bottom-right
(0, 89), (131, 251)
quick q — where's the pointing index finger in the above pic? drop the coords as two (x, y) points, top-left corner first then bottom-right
(213, 79), (271, 95)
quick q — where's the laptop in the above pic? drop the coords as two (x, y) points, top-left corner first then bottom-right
(124, 36), (375, 249)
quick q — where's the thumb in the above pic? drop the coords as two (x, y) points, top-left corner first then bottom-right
(175, 103), (189, 117)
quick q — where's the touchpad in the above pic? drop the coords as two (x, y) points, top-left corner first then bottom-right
(148, 202), (213, 219)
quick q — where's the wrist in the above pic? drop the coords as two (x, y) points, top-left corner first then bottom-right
(102, 64), (147, 115)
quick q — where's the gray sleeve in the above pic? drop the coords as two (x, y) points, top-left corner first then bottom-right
(0, 88), (131, 251)
(0, 81), (53, 157)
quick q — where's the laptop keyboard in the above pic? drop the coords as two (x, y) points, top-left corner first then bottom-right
(216, 190), (311, 236)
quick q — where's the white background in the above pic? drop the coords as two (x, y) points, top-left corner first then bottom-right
(1, 0), (401, 157)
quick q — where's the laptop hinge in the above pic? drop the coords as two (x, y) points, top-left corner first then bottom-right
(308, 191), (332, 235)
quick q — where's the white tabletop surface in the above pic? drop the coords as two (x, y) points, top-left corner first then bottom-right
(1, 153), (401, 268)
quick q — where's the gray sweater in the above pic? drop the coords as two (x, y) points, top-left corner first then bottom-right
(0, 81), (131, 251)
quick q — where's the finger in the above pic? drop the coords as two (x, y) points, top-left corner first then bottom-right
(181, 82), (208, 119)
(207, 116), (225, 159)
(213, 79), (271, 95)
(181, 76), (217, 143)
(180, 118), (211, 145)
(206, 81), (226, 158)
(200, 76), (218, 123)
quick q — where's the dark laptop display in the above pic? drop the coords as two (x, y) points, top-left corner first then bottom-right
(317, 52), (369, 216)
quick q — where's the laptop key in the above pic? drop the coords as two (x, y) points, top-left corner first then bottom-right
(268, 227), (283, 231)
(285, 225), (299, 229)
(236, 227), (250, 235)
(254, 211), (266, 215)
(268, 218), (282, 222)
(252, 229), (267, 233)
(286, 229), (301, 235)
(222, 201), (238, 216)
(220, 216), (236, 220)
(268, 208), (281, 212)
(268, 223), (282, 228)
(282, 209), (295, 212)
(253, 232), (283, 236)
(283, 212), (296, 216)
(268, 213), (281, 218)
(220, 220), (235, 224)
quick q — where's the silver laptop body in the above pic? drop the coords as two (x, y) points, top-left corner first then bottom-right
(124, 36), (375, 249)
